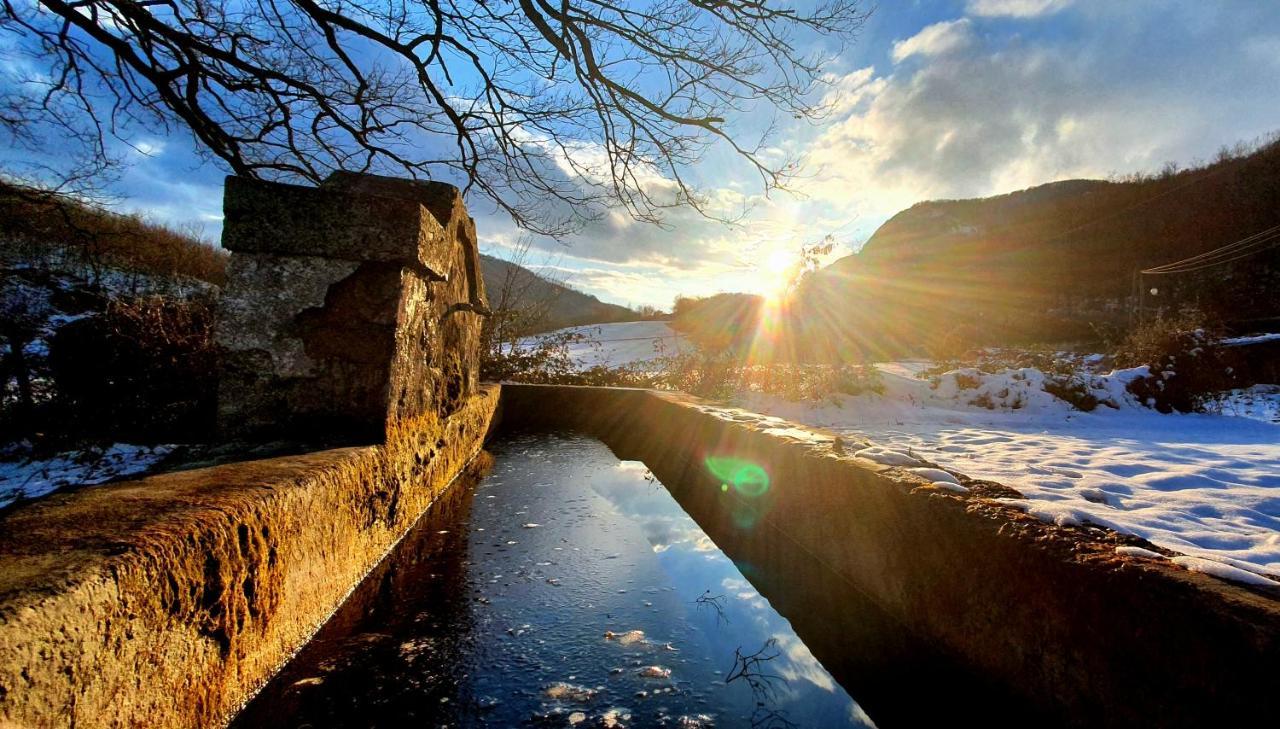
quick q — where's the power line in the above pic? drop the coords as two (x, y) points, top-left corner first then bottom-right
(1145, 236), (1280, 275)
(1142, 224), (1280, 274)
(1144, 224), (1280, 272)
(521, 332), (685, 344)
(588, 333), (685, 344)
(1143, 224), (1280, 272)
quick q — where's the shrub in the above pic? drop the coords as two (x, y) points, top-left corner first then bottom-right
(480, 327), (588, 383)
(47, 293), (219, 442)
(1042, 377), (1102, 412)
(652, 349), (741, 399)
(1116, 311), (1243, 413)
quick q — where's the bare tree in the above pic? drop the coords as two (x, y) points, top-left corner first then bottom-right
(481, 236), (563, 360)
(1, 0), (867, 235)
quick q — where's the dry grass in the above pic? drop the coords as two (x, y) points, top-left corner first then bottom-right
(0, 180), (228, 285)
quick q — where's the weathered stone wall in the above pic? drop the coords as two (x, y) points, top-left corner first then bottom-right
(217, 173), (486, 441)
(0, 172), (497, 728)
(0, 386), (498, 729)
(497, 384), (1280, 729)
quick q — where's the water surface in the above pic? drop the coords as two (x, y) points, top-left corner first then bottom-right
(236, 431), (872, 728)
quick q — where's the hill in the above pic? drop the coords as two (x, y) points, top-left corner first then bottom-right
(479, 254), (637, 333)
(0, 180), (228, 285)
(801, 135), (1280, 356)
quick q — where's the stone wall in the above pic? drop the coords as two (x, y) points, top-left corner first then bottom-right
(0, 386), (498, 729)
(497, 384), (1280, 729)
(0, 173), (499, 728)
(217, 172), (487, 442)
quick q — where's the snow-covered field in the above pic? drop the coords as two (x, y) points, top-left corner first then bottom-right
(549, 323), (1280, 585)
(521, 320), (691, 368)
(1207, 384), (1280, 423)
(744, 369), (1280, 583)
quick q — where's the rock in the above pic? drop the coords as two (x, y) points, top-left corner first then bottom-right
(544, 682), (597, 703)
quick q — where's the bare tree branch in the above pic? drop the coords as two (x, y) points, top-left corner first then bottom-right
(0, 0), (867, 235)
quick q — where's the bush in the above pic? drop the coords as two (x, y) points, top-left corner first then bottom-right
(1116, 311), (1243, 413)
(480, 327), (588, 383)
(651, 349), (741, 399)
(47, 294), (219, 442)
(1042, 377), (1102, 412)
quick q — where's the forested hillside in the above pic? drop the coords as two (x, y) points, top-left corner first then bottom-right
(800, 135), (1280, 355)
(478, 254), (637, 334)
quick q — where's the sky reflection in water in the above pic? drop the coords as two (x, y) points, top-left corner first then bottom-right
(235, 431), (871, 728)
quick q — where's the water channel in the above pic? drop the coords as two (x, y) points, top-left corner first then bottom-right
(235, 431), (873, 728)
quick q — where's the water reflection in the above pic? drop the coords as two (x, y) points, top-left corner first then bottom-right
(235, 431), (871, 728)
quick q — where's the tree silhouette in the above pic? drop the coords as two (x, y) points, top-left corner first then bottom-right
(1, 0), (867, 234)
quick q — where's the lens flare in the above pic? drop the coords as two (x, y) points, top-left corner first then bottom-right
(704, 456), (770, 497)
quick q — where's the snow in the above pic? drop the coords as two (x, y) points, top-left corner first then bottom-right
(1220, 332), (1280, 347)
(739, 363), (1280, 585)
(908, 467), (960, 484)
(852, 446), (920, 467)
(521, 321), (1280, 586)
(1115, 546), (1164, 559)
(0, 443), (173, 508)
(1171, 556), (1280, 587)
(520, 321), (691, 368)
(1205, 385), (1280, 424)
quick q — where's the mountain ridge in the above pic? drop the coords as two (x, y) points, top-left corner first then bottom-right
(804, 135), (1280, 352)
(479, 253), (637, 334)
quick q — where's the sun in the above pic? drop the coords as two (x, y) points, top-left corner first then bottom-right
(760, 248), (797, 301)
(765, 248), (795, 271)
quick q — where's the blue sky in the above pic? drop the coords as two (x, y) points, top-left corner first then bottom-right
(20, 0), (1280, 309)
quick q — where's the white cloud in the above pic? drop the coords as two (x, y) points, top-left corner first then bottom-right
(820, 66), (885, 116)
(890, 19), (973, 63)
(132, 139), (166, 157)
(966, 0), (1074, 18)
(796, 5), (1280, 237)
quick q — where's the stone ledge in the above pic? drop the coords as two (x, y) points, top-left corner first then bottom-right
(0, 385), (499, 729)
(496, 383), (1280, 729)
(221, 174), (478, 283)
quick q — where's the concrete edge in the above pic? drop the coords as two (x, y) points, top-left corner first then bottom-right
(0, 385), (500, 729)
(495, 383), (1280, 728)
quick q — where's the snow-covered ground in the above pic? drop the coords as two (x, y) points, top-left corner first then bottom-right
(1207, 385), (1280, 424)
(543, 322), (1280, 585)
(1, 259), (210, 508)
(520, 320), (691, 368)
(0, 443), (173, 508)
(743, 365), (1280, 584)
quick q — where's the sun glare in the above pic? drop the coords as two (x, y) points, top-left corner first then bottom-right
(761, 248), (797, 300)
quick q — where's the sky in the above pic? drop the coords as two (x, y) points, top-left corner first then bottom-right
(15, 0), (1280, 310)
